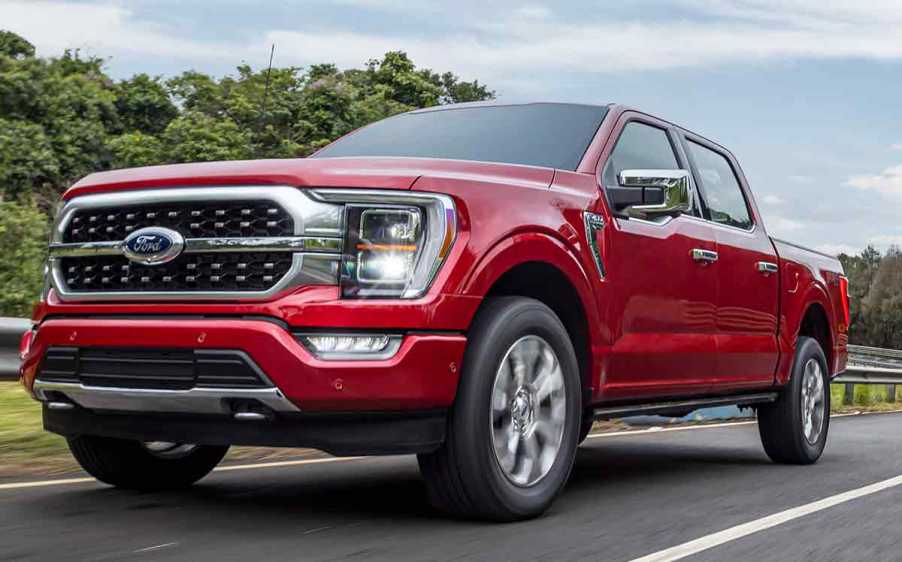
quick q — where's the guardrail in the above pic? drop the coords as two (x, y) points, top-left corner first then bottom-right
(0, 317), (29, 380)
(835, 345), (902, 384)
(834, 345), (902, 406)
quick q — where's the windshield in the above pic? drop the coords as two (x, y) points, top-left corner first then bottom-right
(313, 103), (609, 171)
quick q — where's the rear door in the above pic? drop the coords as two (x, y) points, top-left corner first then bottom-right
(598, 115), (720, 399)
(681, 134), (780, 389)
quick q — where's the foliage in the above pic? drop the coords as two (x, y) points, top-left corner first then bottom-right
(0, 199), (48, 317)
(839, 246), (902, 348)
(0, 31), (493, 315)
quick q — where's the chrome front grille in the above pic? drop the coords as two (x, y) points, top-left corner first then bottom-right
(64, 201), (293, 243)
(48, 186), (344, 301)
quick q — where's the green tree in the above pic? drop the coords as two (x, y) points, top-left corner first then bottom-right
(839, 245), (882, 345)
(862, 247), (902, 349)
(0, 199), (48, 316)
(0, 30), (34, 59)
(115, 74), (178, 135)
(0, 119), (60, 200)
(161, 111), (252, 163)
(108, 132), (164, 168)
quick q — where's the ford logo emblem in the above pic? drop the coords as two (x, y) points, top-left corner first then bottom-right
(122, 227), (185, 265)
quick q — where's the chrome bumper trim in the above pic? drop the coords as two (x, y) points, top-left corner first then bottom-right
(33, 380), (301, 415)
(48, 236), (342, 258)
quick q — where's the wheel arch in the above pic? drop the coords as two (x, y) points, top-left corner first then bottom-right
(462, 232), (602, 404)
(798, 301), (834, 375)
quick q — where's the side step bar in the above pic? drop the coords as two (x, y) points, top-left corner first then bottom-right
(591, 392), (779, 419)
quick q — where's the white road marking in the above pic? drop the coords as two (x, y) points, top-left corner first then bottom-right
(0, 409), (897, 492)
(134, 542), (178, 553)
(0, 455), (361, 491)
(629, 474), (902, 562)
(213, 456), (362, 472)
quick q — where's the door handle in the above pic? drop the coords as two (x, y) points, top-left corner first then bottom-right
(691, 248), (718, 264)
(757, 261), (779, 274)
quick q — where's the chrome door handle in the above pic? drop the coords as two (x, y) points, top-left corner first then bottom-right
(757, 261), (779, 274)
(691, 249), (718, 264)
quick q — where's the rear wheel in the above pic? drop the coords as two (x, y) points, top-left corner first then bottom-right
(68, 435), (228, 490)
(418, 297), (581, 521)
(758, 336), (830, 464)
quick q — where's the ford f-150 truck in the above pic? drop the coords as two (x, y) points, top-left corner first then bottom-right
(20, 102), (849, 521)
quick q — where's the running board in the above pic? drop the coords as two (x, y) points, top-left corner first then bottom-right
(591, 392), (779, 419)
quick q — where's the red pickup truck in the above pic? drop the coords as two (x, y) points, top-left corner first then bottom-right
(20, 103), (849, 520)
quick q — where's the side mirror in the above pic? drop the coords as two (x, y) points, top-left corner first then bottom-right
(610, 169), (692, 219)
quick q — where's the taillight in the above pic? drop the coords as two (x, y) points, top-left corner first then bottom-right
(839, 276), (850, 327)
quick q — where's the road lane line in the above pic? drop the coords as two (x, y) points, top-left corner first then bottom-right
(0, 476), (95, 490)
(629, 474), (902, 562)
(134, 542), (178, 553)
(213, 456), (362, 472)
(1, 410), (898, 492)
(0, 456), (362, 491)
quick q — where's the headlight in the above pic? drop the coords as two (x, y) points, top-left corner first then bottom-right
(311, 190), (457, 299)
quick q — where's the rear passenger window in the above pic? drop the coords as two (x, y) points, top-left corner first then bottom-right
(602, 122), (679, 187)
(686, 141), (752, 230)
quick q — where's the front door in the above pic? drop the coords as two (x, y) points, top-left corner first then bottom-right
(599, 117), (720, 399)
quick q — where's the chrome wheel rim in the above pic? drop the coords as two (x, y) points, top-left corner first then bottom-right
(142, 441), (198, 459)
(490, 335), (567, 487)
(800, 358), (826, 445)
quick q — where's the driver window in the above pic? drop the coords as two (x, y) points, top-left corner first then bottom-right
(602, 122), (679, 187)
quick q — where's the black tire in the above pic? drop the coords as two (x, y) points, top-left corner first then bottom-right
(418, 297), (582, 521)
(758, 336), (831, 464)
(68, 435), (228, 490)
(578, 410), (595, 445)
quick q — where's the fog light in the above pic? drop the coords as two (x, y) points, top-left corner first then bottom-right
(297, 334), (403, 360)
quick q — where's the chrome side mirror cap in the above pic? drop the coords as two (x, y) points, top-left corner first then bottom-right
(617, 169), (692, 219)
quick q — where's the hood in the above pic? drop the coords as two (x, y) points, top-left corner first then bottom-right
(64, 157), (555, 199)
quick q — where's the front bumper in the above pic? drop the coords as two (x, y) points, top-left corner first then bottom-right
(43, 406), (447, 456)
(21, 318), (466, 412)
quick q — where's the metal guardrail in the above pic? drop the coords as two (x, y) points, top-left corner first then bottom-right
(835, 345), (902, 384)
(0, 317), (29, 380)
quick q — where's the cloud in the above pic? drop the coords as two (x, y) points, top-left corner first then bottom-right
(765, 215), (805, 233)
(6, 0), (902, 80)
(846, 165), (902, 198)
(761, 194), (785, 205)
(816, 243), (861, 256)
(867, 234), (902, 248)
(515, 5), (553, 20)
(890, 144), (902, 151)
(0, 1), (231, 63)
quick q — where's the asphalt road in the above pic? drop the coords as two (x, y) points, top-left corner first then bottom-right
(3, 412), (902, 562)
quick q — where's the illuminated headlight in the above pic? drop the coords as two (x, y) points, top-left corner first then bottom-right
(311, 190), (456, 299)
(298, 334), (403, 360)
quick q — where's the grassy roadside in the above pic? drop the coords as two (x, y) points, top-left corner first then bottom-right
(3, 381), (901, 480)
(0, 382), (321, 480)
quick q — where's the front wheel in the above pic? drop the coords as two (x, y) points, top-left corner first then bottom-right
(758, 336), (831, 464)
(68, 435), (228, 490)
(418, 297), (582, 521)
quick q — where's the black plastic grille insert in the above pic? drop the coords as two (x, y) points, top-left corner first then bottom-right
(64, 201), (293, 243)
(61, 252), (294, 292)
(37, 347), (270, 390)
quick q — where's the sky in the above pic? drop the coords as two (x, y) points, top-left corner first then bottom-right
(2, 0), (902, 255)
